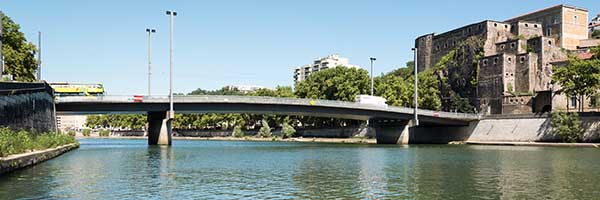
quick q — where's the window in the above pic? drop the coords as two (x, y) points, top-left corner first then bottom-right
(534, 24), (538, 28)
(554, 15), (561, 24)
(500, 44), (505, 49)
(493, 57), (498, 64)
(574, 15), (578, 24)
(547, 16), (552, 25)
(546, 28), (552, 36)
(571, 96), (578, 108)
(510, 43), (516, 49)
(548, 40), (552, 46)
(483, 59), (488, 66)
(508, 57), (512, 64)
(520, 56), (526, 63)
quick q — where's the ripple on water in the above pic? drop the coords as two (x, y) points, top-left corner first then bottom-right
(0, 139), (599, 199)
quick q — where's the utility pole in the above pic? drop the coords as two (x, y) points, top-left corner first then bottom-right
(0, 12), (4, 78)
(146, 28), (156, 96)
(166, 11), (177, 119)
(369, 57), (376, 96)
(412, 48), (419, 126)
(37, 31), (41, 81)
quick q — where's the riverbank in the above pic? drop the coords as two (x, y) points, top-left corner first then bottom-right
(0, 143), (79, 175)
(466, 141), (600, 148)
(77, 136), (377, 144)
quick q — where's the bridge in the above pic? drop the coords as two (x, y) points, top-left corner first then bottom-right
(55, 95), (480, 145)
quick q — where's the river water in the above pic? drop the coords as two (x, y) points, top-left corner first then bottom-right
(1, 138), (599, 199)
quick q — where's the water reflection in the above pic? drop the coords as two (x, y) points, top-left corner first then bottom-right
(1, 139), (600, 199)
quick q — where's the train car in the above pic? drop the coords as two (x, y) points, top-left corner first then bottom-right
(49, 82), (105, 96)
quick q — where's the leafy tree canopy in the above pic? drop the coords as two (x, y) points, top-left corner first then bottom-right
(295, 66), (369, 101)
(1, 12), (38, 82)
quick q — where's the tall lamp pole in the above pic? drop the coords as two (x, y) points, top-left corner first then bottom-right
(0, 12), (3, 78)
(37, 31), (41, 81)
(411, 48), (419, 126)
(166, 10), (177, 119)
(145, 28), (156, 96)
(370, 57), (376, 96)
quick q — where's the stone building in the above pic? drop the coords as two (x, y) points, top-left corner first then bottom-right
(293, 54), (360, 83)
(415, 5), (592, 114)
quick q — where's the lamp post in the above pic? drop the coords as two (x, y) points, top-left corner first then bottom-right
(369, 57), (376, 96)
(37, 31), (41, 81)
(146, 28), (156, 96)
(166, 10), (177, 119)
(0, 12), (4, 78)
(411, 48), (419, 126)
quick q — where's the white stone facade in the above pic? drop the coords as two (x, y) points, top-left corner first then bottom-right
(293, 54), (359, 83)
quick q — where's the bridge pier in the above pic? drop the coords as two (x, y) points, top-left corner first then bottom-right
(147, 111), (172, 145)
(369, 118), (411, 144)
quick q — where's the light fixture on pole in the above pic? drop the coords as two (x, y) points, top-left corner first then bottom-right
(166, 10), (177, 119)
(37, 32), (41, 81)
(411, 48), (419, 126)
(146, 28), (156, 96)
(369, 57), (376, 96)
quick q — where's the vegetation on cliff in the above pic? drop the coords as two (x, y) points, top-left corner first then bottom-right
(0, 128), (77, 157)
(1, 12), (39, 82)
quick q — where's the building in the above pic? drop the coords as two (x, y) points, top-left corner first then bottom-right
(415, 4), (592, 114)
(590, 13), (600, 32)
(224, 85), (267, 94)
(505, 5), (589, 50)
(56, 114), (88, 133)
(293, 54), (359, 83)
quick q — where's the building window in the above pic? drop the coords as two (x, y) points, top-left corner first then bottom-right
(546, 28), (552, 36)
(510, 43), (516, 49)
(507, 57), (512, 64)
(493, 57), (498, 64)
(571, 96), (578, 108)
(548, 40), (552, 46)
(500, 44), (505, 49)
(483, 59), (488, 66)
(520, 56), (526, 63)
(574, 15), (578, 24)
(554, 16), (560, 24)
(534, 24), (538, 28)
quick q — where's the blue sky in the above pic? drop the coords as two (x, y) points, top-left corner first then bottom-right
(2, 0), (598, 94)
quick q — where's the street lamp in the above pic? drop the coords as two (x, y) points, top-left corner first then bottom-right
(166, 10), (177, 119)
(369, 57), (376, 96)
(411, 48), (419, 126)
(146, 28), (156, 96)
(0, 12), (4, 78)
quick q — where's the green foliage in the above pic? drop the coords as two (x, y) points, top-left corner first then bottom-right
(552, 57), (600, 111)
(1, 12), (39, 82)
(85, 114), (147, 130)
(0, 127), (77, 157)
(98, 130), (110, 137)
(551, 111), (584, 143)
(232, 125), (244, 138)
(281, 122), (296, 139)
(257, 120), (272, 138)
(67, 130), (76, 137)
(295, 66), (370, 101)
(82, 129), (91, 137)
(592, 30), (600, 39)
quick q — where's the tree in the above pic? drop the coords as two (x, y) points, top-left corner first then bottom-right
(592, 30), (600, 39)
(551, 111), (584, 143)
(257, 120), (272, 138)
(552, 57), (600, 112)
(1, 12), (39, 82)
(374, 74), (411, 107)
(295, 66), (370, 101)
(232, 125), (244, 138)
(281, 122), (296, 139)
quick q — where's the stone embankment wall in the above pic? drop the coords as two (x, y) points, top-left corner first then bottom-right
(0, 82), (56, 132)
(466, 115), (600, 143)
(0, 143), (78, 174)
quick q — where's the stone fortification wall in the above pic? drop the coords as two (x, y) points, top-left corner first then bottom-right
(0, 82), (56, 132)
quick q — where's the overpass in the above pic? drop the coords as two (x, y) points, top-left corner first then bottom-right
(55, 95), (480, 145)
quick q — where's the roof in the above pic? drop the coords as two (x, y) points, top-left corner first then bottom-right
(505, 4), (588, 22)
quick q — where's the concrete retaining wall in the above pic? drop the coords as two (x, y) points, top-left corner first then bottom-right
(465, 115), (600, 143)
(175, 126), (374, 138)
(0, 82), (56, 132)
(0, 143), (79, 174)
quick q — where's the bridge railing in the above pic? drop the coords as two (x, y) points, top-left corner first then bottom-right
(56, 95), (481, 121)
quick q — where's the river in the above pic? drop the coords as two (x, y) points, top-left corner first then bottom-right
(1, 138), (599, 199)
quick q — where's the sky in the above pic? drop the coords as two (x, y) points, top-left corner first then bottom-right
(1, 0), (598, 95)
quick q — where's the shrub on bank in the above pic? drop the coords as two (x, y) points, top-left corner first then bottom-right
(257, 120), (272, 138)
(98, 130), (110, 137)
(82, 129), (91, 137)
(551, 111), (584, 143)
(232, 125), (245, 138)
(0, 128), (77, 157)
(67, 130), (76, 137)
(281, 123), (296, 139)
